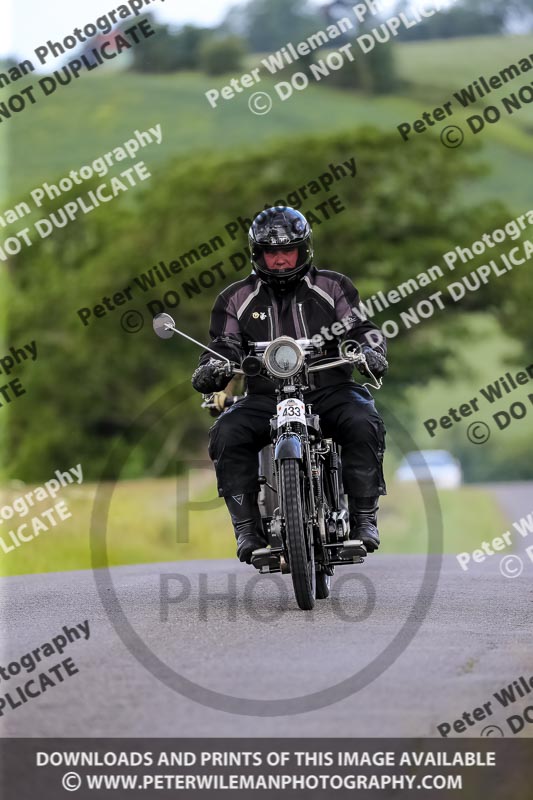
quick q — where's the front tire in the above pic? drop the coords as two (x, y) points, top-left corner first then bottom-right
(280, 458), (315, 610)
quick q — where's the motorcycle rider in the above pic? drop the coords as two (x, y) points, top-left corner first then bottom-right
(192, 207), (388, 564)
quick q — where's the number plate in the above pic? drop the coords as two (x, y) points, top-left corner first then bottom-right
(276, 398), (305, 427)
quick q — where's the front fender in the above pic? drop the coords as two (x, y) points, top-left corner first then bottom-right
(275, 433), (302, 461)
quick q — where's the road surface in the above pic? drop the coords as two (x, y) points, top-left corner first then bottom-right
(0, 483), (531, 738)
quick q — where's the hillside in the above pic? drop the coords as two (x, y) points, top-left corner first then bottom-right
(4, 35), (533, 211)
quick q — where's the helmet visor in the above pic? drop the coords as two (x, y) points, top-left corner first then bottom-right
(253, 242), (311, 273)
(262, 246), (300, 272)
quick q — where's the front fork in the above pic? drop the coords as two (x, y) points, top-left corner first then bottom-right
(254, 428), (350, 573)
(274, 426), (320, 558)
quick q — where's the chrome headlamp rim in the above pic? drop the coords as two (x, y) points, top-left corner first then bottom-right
(263, 336), (305, 379)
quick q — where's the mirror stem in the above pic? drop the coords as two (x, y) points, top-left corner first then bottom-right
(165, 325), (244, 374)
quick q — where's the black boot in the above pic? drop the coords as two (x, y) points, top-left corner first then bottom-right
(348, 496), (380, 553)
(224, 492), (266, 564)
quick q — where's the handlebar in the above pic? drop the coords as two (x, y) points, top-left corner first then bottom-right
(154, 317), (381, 391)
(308, 355), (363, 373)
(308, 353), (382, 390)
(223, 350), (381, 390)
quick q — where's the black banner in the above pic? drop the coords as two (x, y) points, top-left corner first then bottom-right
(1, 739), (532, 799)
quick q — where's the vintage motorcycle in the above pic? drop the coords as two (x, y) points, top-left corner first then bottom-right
(153, 312), (382, 611)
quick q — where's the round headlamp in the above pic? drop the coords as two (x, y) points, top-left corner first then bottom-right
(263, 337), (305, 379)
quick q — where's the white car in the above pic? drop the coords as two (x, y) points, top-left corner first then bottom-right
(395, 450), (463, 489)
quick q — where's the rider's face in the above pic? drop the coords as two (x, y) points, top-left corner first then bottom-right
(263, 248), (299, 271)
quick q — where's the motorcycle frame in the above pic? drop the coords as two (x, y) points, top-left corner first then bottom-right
(261, 373), (345, 572)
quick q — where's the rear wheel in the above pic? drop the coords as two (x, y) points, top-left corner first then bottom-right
(315, 569), (331, 599)
(280, 458), (315, 610)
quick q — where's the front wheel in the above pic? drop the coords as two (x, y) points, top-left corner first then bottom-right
(280, 458), (315, 610)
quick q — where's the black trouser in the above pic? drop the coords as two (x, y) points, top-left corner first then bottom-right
(208, 382), (386, 499)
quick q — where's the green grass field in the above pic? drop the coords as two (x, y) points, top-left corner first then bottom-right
(407, 314), (523, 439)
(5, 35), (533, 211)
(0, 474), (508, 577)
(6, 72), (424, 196)
(396, 34), (533, 115)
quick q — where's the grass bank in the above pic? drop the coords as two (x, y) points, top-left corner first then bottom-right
(0, 475), (508, 577)
(6, 35), (533, 211)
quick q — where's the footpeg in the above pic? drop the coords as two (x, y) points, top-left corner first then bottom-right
(341, 539), (367, 560)
(251, 547), (282, 574)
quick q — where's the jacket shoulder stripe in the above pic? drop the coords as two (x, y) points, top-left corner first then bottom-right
(303, 274), (335, 307)
(236, 282), (262, 319)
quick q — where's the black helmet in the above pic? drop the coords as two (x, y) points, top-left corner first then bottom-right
(249, 207), (313, 293)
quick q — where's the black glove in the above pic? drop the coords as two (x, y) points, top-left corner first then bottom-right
(358, 346), (388, 378)
(191, 359), (231, 393)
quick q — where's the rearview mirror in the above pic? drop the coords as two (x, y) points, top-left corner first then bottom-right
(153, 313), (176, 340)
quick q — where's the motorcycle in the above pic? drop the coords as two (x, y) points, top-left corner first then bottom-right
(153, 312), (382, 611)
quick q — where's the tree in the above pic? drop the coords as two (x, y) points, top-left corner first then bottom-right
(325, 39), (398, 94)
(129, 18), (209, 73)
(466, 0), (533, 31)
(322, 1), (399, 94)
(5, 130), (521, 481)
(393, 0), (533, 39)
(199, 36), (247, 76)
(222, 0), (322, 53)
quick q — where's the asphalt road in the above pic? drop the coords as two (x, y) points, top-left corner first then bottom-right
(0, 483), (532, 738)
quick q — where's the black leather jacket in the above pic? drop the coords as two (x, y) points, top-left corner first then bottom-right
(198, 265), (386, 395)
